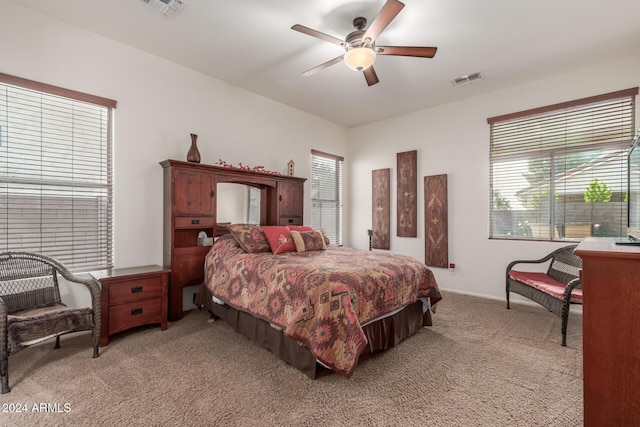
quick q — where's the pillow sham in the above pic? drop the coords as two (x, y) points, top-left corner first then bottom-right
(288, 225), (330, 246)
(227, 224), (271, 253)
(290, 230), (327, 253)
(262, 225), (297, 254)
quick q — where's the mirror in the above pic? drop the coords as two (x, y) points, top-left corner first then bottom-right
(217, 183), (261, 225)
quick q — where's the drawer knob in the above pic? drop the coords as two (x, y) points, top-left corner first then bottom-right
(131, 286), (143, 293)
(131, 308), (143, 315)
(191, 219), (200, 225)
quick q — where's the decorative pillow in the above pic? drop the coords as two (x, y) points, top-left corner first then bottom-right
(290, 230), (327, 252)
(288, 225), (330, 246)
(227, 224), (271, 253)
(288, 225), (313, 232)
(262, 225), (297, 254)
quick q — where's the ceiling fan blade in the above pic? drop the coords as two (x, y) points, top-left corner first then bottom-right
(362, 0), (405, 43)
(291, 24), (345, 47)
(363, 66), (379, 86)
(302, 55), (344, 76)
(377, 46), (437, 58)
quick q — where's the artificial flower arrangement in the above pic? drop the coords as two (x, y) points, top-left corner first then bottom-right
(215, 159), (281, 175)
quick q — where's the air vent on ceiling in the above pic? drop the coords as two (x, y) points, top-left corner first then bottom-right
(452, 72), (483, 86)
(140, 0), (184, 15)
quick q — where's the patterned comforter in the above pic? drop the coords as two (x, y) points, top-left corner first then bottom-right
(204, 234), (441, 377)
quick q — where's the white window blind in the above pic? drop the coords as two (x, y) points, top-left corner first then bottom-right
(488, 87), (638, 241)
(311, 149), (343, 246)
(0, 73), (116, 270)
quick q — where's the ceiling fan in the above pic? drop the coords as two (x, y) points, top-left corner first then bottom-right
(291, 0), (437, 86)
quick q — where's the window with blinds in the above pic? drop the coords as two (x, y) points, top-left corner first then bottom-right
(311, 149), (343, 246)
(0, 73), (116, 270)
(488, 88), (638, 241)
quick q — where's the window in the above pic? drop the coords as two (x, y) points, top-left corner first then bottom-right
(488, 88), (638, 241)
(311, 149), (343, 246)
(0, 73), (116, 270)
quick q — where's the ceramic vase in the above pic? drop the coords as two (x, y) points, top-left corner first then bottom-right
(187, 133), (201, 163)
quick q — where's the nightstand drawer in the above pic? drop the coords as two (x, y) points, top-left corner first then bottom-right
(108, 276), (162, 305)
(108, 298), (162, 335)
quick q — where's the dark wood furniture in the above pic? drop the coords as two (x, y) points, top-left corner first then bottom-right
(90, 265), (169, 346)
(506, 245), (582, 346)
(575, 238), (640, 426)
(160, 159), (306, 321)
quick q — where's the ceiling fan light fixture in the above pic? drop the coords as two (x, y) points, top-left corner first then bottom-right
(344, 47), (376, 72)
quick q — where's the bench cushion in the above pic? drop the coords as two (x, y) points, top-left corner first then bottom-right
(508, 270), (582, 303)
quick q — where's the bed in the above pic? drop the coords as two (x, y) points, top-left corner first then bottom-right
(199, 225), (442, 378)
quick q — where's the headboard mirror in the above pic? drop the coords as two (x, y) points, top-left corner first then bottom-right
(216, 182), (262, 225)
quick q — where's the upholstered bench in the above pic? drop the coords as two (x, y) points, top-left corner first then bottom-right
(506, 245), (582, 346)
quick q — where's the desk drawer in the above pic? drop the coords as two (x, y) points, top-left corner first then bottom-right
(108, 298), (162, 335)
(109, 276), (162, 305)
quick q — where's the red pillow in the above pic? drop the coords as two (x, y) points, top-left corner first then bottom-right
(262, 226), (296, 254)
(288, 225), (313, 232)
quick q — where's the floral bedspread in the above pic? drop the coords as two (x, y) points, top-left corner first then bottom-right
(204, 234), (441, 377)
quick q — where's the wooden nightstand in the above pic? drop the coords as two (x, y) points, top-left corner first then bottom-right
(90, 265), (170, 347)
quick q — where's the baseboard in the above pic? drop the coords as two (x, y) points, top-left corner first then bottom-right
(438, 286), (583, 315)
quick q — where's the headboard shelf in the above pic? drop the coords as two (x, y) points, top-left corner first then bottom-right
(160, 159), (306, 321)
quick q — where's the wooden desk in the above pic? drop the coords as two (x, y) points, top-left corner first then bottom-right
(575, 238), (640, 426)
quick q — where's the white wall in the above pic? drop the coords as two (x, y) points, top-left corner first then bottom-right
(347, 54), (640, 301)
(0, 1), (347, 270)
(0, 1), (347, 309)
(3, 1), (640, 307)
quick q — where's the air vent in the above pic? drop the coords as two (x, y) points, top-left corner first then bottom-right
(452, 72), (483, 86)
(140, 0), (184, 15)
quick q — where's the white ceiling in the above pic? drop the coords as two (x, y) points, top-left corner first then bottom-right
(10, 0), (640, 127)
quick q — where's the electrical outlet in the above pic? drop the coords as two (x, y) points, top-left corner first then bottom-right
(449, 263), (456, 274)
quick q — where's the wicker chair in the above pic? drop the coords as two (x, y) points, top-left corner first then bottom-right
(506, 245), (582, 346)
(0, 252), (101, 394)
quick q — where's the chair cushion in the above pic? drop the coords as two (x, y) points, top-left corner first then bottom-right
(7, 303), (94, 349)
(508, 270), (582, 303)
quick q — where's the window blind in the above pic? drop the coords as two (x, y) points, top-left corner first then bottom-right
(0, 73), (116, 270)
(311, 149), (343, 246)
(487, 88), (638, 241)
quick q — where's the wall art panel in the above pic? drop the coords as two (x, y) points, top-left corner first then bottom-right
(424, 174), (448, 268)
(372, 168), (390, 249)
(397, 150), (417, 237)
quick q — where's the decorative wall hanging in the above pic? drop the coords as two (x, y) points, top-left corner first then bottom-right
(215, 159), (281, 175)
(397, 150), (417, 237)
(186, 133), (201, 163)
(372, 168), (390, 250)
(424, 174), (448, 268)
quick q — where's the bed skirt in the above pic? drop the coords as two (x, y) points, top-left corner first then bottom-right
(196, 284), (432, 379)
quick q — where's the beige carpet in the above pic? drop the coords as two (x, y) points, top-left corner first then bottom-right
(2, 291), (583, 426)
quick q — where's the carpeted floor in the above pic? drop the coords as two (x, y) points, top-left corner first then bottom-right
(2, 291), (583, 426)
